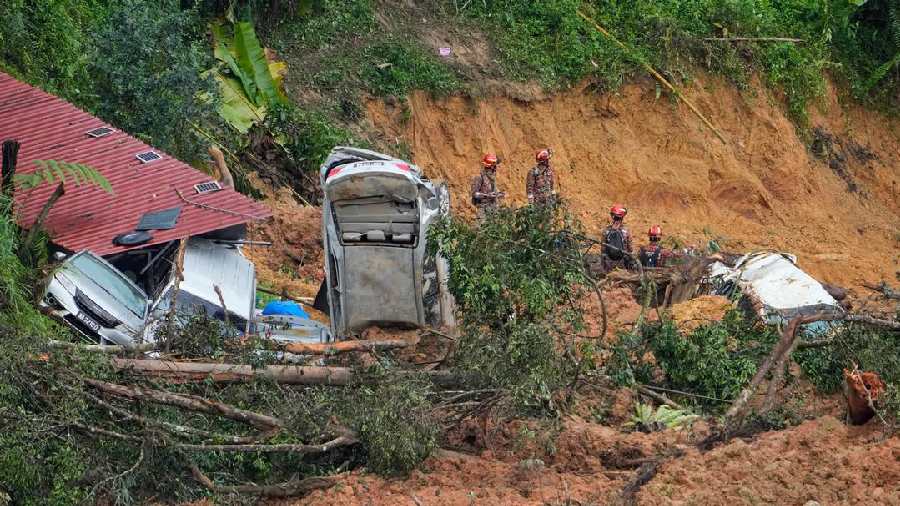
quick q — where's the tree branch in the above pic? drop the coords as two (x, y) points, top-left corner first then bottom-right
(726, 311), (839, 423)
(84, 378), (283, 430)
(175, 434), (357, 453)
(189, 463), (339, 497)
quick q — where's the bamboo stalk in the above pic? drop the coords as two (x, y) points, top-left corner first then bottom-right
(577, 10), (729, 145)
(702, 37), (803, 42)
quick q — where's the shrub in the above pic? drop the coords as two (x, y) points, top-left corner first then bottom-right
(0, 0), (107, 104)
(430, 204), (594, 413)
(362, 39), (462, 96)
(346, 369), (438, 475)
(610, 310), (780, 410)
(90, 0), (218, 163)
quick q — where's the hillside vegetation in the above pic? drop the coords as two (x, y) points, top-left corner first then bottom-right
(2, 1), (898, 184)
(0, 1), (899, 504)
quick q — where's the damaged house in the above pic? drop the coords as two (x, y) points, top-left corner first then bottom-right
(0, 72), (271, 345)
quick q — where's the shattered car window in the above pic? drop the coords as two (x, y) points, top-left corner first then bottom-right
(69, 254), (147, 318)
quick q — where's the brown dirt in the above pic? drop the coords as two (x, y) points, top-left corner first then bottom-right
(638, 416), (900, 505)
(245, 186), (324, 299)
(364, 75), (900, 291)
(669, 294), (734, 333)
(245, 62), (900, 506)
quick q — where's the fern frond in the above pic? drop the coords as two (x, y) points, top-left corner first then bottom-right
(13, 160), (113, 194)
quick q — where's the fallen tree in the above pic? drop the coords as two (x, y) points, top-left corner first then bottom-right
(281, 338), (412, 355)
(109, 359), (460, 387)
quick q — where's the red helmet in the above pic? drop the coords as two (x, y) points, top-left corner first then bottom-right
(649, 225), (662, 239)
(610, 204), (627, 219)
(482, 153), (498, 167)
(535, 149), (551, 163)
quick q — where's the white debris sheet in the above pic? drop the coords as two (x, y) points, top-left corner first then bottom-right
(708, 251), (842, 327)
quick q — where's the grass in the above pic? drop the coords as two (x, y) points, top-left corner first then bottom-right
(456, 0), (898, 125)
(265, 0), (461, 103)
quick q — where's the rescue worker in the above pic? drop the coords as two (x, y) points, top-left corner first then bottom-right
(471, 153), (504, 220)
(600, 204), (633, 272)
(526, 148), (556, 205)
(639, 225), (670, 268)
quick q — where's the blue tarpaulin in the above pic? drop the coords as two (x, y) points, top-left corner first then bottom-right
(262, 300), (309, 319)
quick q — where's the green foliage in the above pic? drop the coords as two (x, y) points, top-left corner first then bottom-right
(265, 103), (351, 170)
(0, 197), (57, 335)
(457, 0), (898, 122)
(796, 323), (900, 394)
(363, 39), (461, 97)
(430, 204), (592, 413)
(610, 310), (780, 410)
(212, 19), (288, 133)
(345, 369), (438, 475)
(267, 0), (459, 102)
(0, 0), (108, 104)
(14, 160), (113, 193)
(625, 403), (699, 432)
(90, 0), (217, 163)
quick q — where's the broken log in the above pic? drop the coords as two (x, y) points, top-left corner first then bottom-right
(48, 340), (157, 353)
(189, 463), (338, 497)
(208, 145), (234, 188)
(111, 359), (354, 385)
(255, 286), (314, 305)
(844, 314), (900, 330)
(85, 378), (283, 430)
(20, 182), (64, 255)
(616, 460), (661, 506)
(110, 359), (460, 387)
(281, 339), (411, 355)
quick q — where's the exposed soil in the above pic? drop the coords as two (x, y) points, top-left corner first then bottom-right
(244, 186), (325, 299)
(296, 414), (898, 506)
(669, 294), (733, 333)
(638, 416), (900, 505)
(244, 69), (900, 506)
(364, 75), (900, 292)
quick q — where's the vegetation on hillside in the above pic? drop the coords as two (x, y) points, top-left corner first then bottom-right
(2, 1), (897, 191)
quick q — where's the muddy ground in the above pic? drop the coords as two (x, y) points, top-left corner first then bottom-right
(240, 72), (898, 504)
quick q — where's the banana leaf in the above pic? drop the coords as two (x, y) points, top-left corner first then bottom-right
(233, 21), (285, 107)
(216, 73), (266, 134)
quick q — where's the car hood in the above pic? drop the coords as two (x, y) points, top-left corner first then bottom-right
(58, 264), (148, 331)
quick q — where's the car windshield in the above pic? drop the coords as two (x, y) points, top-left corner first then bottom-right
(70, 253), (147, 318)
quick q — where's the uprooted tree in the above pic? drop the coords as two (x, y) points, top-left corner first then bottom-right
(2, 198), (898, 503)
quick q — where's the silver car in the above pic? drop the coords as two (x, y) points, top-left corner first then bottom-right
(319, 147), (452, 337)
(42, 251), (149, 346)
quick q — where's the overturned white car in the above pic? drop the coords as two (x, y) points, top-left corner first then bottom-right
(318, 147), (453, 337)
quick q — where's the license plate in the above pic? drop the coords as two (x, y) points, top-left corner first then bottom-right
(76, 312), (101, 333)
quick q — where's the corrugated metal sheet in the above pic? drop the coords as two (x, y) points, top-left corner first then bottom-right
(0, 72), (271, 256)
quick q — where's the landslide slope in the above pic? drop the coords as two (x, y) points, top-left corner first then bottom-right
(365, 76), (900, 291)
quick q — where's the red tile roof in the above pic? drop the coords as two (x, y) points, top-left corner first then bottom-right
(0, 72), (271, 256)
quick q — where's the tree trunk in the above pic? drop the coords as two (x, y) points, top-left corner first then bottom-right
(109, 358), (460, 387)
(85, 378), (284, 430)
(281, 339), (411, 355)
(20, 182), (64, 256)
(1, 139), (19, 203)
